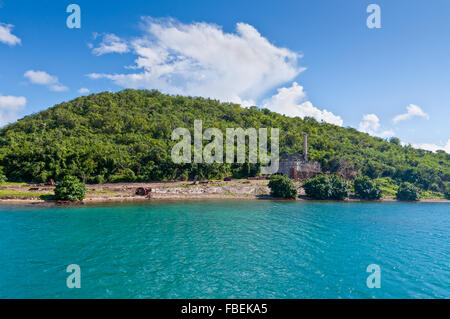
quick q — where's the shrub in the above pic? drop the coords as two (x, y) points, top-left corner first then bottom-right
(374, 177), (398, 198)
(54, 176), (87, 201)
(0, 172), (6, 184)
(443, 182), (450, 200)
(329, 174), (350, 200)
(303, 175), (331, 199)
(429, 183), (440, 192)
(110, 168), (137, 183)
(354, 176), (382, 200)
(303, 174), (349, 200)
(396, 182), (420, 201)
(268, 175), (298, 199)
(93, 174), (105, 184)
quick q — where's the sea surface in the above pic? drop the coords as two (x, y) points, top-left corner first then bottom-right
(0, 200), (448, 299)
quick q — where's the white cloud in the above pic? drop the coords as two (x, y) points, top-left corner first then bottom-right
(91, 33), (129, 56)
(412, 139), (450, 154)
(358, 113), (395, 138)
(358, 112), (445, 152)
(378, 130), (395, 138)
(24, 70), (68, 92)
(24, 70), (57, 85)
(88, 18), (303, 106)
(262, 82), (343, 126)
(0, 93), (26, 126)
(359, 114), (380, 135)
(393, 104), (429, 123)
(50, 84), (68, 92)
(0, 22), (21, 46)
(78, 88), (90, 94)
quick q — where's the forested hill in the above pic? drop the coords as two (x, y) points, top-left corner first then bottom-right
(0, 89), (448, 193)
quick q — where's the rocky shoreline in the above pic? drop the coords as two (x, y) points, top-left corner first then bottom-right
(0, 180), (449, 205)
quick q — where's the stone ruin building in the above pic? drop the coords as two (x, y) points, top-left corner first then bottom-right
(277, 133), (322, 180)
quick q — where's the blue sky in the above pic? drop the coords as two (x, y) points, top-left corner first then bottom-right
(0, 0), (449, 152)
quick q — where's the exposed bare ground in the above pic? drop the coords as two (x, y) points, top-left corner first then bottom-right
(0, 180), (272, 204)
(0, 180), (449, 205)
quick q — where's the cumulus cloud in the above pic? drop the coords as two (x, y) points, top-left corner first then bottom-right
(393, 104), (429, 123)
(359, 114), (380, 135)
(91, 33), (129, 56)
(377, 130), (395, 139)
(0, 93), (26, 126)
(50, 84), (69, 92)
(412, 139), (450, 154)
(88, 18), (303, 106)
(358, 112), (445, 151)
(262, 82), (343, 126)
(78, 88), (90, 94)
(0, 22), (21, 46)
(358, 113), (394, 138)
(24, 70), (68, 92)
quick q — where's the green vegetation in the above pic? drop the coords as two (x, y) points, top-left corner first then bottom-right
(420, 190), (445, 200)
(303, 174), (349, 200)
(0, 89), (448, 196)
(396, 182), (420, 201)
(0, 189), (48, 199)
(110, 168), (137, 183)
(445, 182), (450, 200)
(354, 176), (382, 200)
(268, 175), (298, 199)
(0, 182), (27, 187)
(87, 189), (117, 196)
(374, 177), (398, 198)
(0, 171), (6, 184)
(54, 176), (86, 201)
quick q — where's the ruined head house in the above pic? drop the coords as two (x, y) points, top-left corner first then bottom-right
(277, 133), (322, 179)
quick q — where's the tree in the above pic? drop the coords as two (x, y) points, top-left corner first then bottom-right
(328, 174), (350, 200)
(0, 89), (447, 197)
(396, 182), (420, 201)
(389, 137), (401, 146)
(354, 176), (382, 200)
(302, 175), (331, 200)
(444, 182), (450, 200)
(268, 175), (298, 199)
(54, 176), (87, 201)
(0, 172), (6, 184)
(110, 168), (137, 183)
(303, 174), (349, 200)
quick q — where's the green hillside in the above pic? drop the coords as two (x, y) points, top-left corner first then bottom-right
(0, 89), (448, 194)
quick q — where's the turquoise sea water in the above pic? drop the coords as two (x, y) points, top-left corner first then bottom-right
(0, 200), (448, 299)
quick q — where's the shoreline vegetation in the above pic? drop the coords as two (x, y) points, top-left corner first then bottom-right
(0, 90), (448, 203)
(1, 179), (448, 206)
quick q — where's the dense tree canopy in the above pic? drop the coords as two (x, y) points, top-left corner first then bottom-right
(0, 89), (448, 194)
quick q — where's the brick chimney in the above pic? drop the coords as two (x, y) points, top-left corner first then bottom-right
(303, 133), (308, 161)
